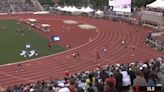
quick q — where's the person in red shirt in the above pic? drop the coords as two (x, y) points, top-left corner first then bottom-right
(48, 40), (53, 50)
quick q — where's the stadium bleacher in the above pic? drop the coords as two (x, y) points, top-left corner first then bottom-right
(0, 0), (41, 13)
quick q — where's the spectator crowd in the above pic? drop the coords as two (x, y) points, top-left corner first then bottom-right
(0, 0), (37, 13)
(1, 57), (164, 92)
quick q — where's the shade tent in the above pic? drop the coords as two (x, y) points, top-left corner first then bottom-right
(60, 6), (73, 12)
(79, 7), (86, 12)
(79, 6), (94, 13)
(84, 6), (94, 13)
(146, 0), (164, 9)
(60, 6), (69, 11)
(28, 18), (37, 22)
(70, 6), (80, 13)
(95, 10), (104, 15)
(41, 24), (51, 32)
(67, 6), (73, 12)
(56, 6), (62, 10)
(58, 6), (94, 13)
(41, 24), (50, 27)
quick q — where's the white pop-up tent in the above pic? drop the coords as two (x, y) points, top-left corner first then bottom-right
(70, 6), (80, 12)
(28, 18), (37, 22)
(84, 6), (94, 13)
(41, 24), (50, 27)
(27, 18), (37, 26)
(79, 7), (86, 12)
(56, 6), (62, 10)
(79, 6), (94, 13)
(41, 24), (50, 32)
(146, 0), (164, 9)
(95, 10), (104, 15)
(64, 6), (73, 12)
(60, 6), (69, 11)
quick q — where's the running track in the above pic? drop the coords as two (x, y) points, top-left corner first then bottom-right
(0, 14), (163, 87)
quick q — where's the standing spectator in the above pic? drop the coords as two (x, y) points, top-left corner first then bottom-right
(127, 68), (136, 86)
(100, 70), (109, 82)
(95, 79), (104, 92)
(133, 70), (147, 86)
(142, 65), (150, 82)
(157, 64), (164, 92)
(114, 69), (123, 92)
(105, 73), (116, 88)
(69, 80), (75, 92)
(104, 73), (118, 92)
(58, 83), (70, 92)
(87, 82), (98, 92)
(52, 82), (60, 92)
(147, 72), (157, 87)
(121, 68), (131, 92)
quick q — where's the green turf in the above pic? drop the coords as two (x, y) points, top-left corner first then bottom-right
(0, 19), (65, 64)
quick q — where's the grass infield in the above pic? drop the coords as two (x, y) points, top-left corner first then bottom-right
(0, 19), (65, 65)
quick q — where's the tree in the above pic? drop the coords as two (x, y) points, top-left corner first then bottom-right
(90, 0), (106, 9)
(38, 0), (54, 5)
(133, 0), (156, 7)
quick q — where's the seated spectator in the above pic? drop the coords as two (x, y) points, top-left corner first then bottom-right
(157, 64), (164, 92)
(147, 72), (158, 87)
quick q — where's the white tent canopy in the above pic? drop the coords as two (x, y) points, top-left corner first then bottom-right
(79, 7), (86, 12)
(56, 6), (62, 10)
(58, 6), (94, 13)
(146, 0), (164, 9)
(84, 6), (94, 13)
(70, 6), (80, 13)
(62, 6), (72, 12)
(41, 24), (50, 27)
(28, 18), (37, 22)
(95, 10), (104, 15)
(60, 6), (68, 11)
(79, 6), (94, 13)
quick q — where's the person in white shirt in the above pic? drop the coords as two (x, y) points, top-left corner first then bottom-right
(121, 69), (131, 92)
(58, 83), (70, 92)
